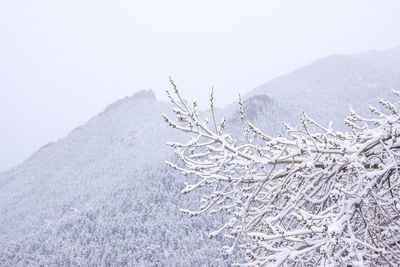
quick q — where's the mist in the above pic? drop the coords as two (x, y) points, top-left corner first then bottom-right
(1, 0), (400, 172)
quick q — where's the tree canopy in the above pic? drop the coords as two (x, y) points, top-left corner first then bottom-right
(164, 78), (400, 266)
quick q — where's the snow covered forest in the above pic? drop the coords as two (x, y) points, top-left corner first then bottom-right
(1, 47), (400, 266)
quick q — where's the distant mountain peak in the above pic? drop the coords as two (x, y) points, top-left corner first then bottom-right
(242, 95), (275, 120)
(100, 89), (157, 115)
(132, 89), (156, 100)
(244, 94), (273, 106)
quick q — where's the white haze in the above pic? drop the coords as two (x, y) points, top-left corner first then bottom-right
(0, 0), (400, 172)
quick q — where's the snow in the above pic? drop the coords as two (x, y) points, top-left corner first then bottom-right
(1, 47), (400, 265)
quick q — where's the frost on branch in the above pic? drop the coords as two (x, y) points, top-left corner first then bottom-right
(164, 78), (400, 266)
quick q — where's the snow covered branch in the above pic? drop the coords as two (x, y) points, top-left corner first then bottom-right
(164, 78), (400, 266)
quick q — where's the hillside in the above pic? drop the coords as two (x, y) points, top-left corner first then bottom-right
(245, 46), (400, 131)
(0, 90), (170, 241)
(0, 90), (238, 265)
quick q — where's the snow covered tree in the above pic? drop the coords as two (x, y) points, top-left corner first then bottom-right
(163, 78), (400, 266)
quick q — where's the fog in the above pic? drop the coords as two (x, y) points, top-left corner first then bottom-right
(1, 0), (400, 172)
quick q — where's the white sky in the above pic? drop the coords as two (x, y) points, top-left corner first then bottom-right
(1, 0), (400, 172)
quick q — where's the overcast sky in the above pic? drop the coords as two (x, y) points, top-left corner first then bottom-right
(1, 0), (400, 172)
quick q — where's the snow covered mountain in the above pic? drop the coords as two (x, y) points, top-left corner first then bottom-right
(244, 46), (400, 131)
(0, 90), (238, 266)
(1, 47), (400, 266)
(1, 90), (169, 240)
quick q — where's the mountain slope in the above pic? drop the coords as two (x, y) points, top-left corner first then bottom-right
(245, 46), (400, 130)
(0, 90), (240, 265)
(0, 90), (172, 241)
(0, 167), (234, 266)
